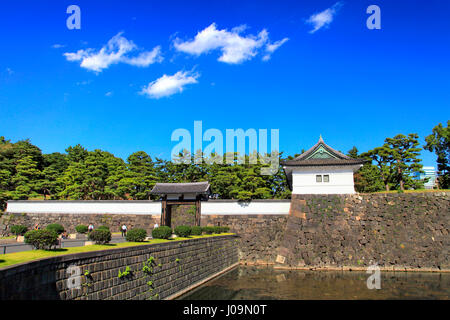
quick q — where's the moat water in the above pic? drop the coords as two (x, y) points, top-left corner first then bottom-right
(178, 266), (449, 300)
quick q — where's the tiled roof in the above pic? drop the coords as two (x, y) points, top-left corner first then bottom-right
(150, 182), (211, 195)
(282, 136), (366, 166)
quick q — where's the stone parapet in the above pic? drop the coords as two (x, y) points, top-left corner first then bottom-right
(0, 235), (238, 300)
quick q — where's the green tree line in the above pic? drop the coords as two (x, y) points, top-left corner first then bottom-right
(0, 121), (448, 210)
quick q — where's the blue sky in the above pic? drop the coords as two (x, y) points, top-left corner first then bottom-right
(0, 0), (449, 167)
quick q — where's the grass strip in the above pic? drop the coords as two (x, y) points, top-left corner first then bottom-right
(0, 233), (234, 269)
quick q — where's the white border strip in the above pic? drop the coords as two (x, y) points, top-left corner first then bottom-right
(202, 201), (290, 215)
(6, 202), (162, 215)
(6, 200), (290, 215)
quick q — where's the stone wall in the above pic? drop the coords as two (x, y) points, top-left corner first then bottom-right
(203, 192), (450, 271)
(1, 192), (448, 271)
(0, 235), (238, 300)
(171, 204), (197, 228)
(0, 213), (160, 235)
(275, 192), (449, 270)
(202, 215), (288, 264)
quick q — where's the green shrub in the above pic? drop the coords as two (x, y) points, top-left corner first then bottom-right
(221, 226), (230, 233)
(126, 228), (147, 242)
(191, 226), (202, 235)
(213, 226), (222, 234)
(202, 226), (214, 234)
(118, 266), (132, 279)
(75, 225), (88, 234)
(88, 229), (111, 244)
(174, 225), (192, 237)
(10, 225), (28, 236)
(97, 225), (110, 231)
(24, 229), (59, 250)
(151, 226), (172, 239)
(46, 223), (65, 235)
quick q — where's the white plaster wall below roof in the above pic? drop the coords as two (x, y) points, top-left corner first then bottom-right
(292, 166), (360, 194)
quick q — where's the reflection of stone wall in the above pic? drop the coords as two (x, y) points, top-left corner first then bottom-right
(0, 235), (238, 300)
(0, 213), (159, 235)
(181, 266), (450, 300)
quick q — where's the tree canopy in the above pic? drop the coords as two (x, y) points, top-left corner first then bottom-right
(359, 133), (425, 191)
(424, 121), (450, 188)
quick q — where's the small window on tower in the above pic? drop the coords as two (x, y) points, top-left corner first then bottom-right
(316, 175), (322, 182)
(323, 175), (330, 183)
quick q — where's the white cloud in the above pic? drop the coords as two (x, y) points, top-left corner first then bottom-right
(306, 2), (343, 34)
(105, 91), (113, 97)
(140, 70), (199, 99)
(52, 44), (66, 49)
(173, 23), (286, 64)
(63, 32), (163, 72)
(6, 68), (14, 75)
(123, 46), (163, 67)
(262, 37), (289, 61)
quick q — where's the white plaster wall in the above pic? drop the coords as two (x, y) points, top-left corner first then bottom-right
(6, 200), (290, 215)
(6, 201), (162, 215)
(292, 167), (357, 194)
(202, 201), (290, 215)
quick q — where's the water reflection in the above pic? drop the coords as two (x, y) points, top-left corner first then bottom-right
(178, 266), (449, 300)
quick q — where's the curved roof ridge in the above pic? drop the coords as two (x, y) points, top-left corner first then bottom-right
(293, 136), (353, 161)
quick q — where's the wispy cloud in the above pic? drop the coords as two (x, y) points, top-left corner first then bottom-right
(52, 44), (66, 49)
(75, 80), (92, 86)
(306, 2), (343, 34)
(6, 68), (14, 75)
(63, 32), (163, 73)
(173, 23), (287, 64)
(105, 91), (113, 97)
(262, 37), (289, 61)
(140, 70), (199, 99)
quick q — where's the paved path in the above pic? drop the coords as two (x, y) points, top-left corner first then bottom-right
(0, 236), (127, 254)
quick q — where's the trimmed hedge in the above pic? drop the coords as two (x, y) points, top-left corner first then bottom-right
(88, 229), (111, 244)
(202, 226), (214, 234)
(126, 228), (147, 242)
(191, 226), (203, 235)
(75, 225), (88, 234)
(201, 226), (230, 234)
(97, 225), (110, 231)
(24, 229), (59, 250)
(174, 225), (192, 237)
(152, 226), (172, 239)
(46, 223), (65, 235)
(10, 225), (28, 236)
(213, 226), (222, 234)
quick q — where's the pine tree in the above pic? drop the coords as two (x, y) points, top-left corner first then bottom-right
(424, 121), (450, 189)
(385, 134), (423, 190)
